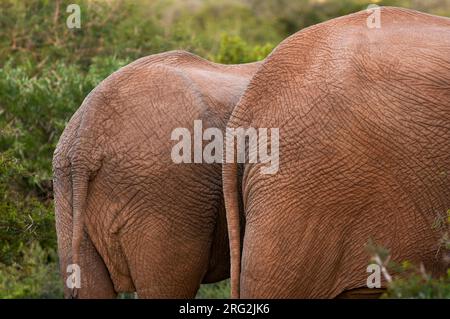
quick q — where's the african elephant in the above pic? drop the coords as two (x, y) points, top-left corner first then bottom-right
(53, 50), (260, 298)
(223, 7), (450, 298)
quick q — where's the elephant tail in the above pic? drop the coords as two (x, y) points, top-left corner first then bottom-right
(222, 133), (241, 299)
(69, 168), (90, 298)
(53, 129), (91, 299)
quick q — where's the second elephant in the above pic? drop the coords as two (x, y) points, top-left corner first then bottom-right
(223, 8), (450, 298)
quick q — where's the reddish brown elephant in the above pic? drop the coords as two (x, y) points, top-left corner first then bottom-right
(53, 51), (260, 298)
(223, 7), (450, 298)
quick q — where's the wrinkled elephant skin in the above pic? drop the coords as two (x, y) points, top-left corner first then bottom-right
(53, 51), (260, 298)
(223, 7), (450, 298)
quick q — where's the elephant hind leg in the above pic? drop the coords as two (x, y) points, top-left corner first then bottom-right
(120, 212), (212, 298)
(58, 213), (117, 298)
(335, 287), (385, 299)
(75, 230), (118, 298)
(54, 169), (117, 299)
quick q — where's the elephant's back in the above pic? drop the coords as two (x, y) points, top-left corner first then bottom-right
(228, 6), (450, 128)
(228, 7), (450, 297)
(63, 50), (259, 167)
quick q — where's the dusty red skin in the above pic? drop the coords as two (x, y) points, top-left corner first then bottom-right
(53, 50), (260, 298)
(223, 7), (450, 298)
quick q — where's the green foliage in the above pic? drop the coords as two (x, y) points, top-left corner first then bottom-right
(0, 151), (56, 265)
(213, 34), (274, 64)
(197, 280), (231, 299)
(0, 57), (129, 189)
(0, 0), (162, 69)
(0, 243), (62, 298)
(1, 0), (449, 298)
(383, 267), (450, 299)
(0, 0), (277, 69)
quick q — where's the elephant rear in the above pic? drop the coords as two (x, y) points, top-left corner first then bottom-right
(223, 7), (450, 298)
(54, 50), (261, 298)
(53, 91), (119, 298)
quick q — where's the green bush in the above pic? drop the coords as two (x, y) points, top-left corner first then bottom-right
(213, 34), (274, 64)
(384, 268), (450, 299)
(197, 280), (231, 299)
(0, 151), (56, 264)
(0, 148), (60, 298)
(0, 243), (62, 298)
(0, 57), (129, 190)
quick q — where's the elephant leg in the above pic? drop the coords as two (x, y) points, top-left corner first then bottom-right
(239, 219), (348, 298)
(75, 230), (117, 298)
(202, 202), (230, 283)
(239, 224), (296, 298)
(54, 169), (117, 299)
(120, 211), (213, 298)
(58, 222), (117, 298)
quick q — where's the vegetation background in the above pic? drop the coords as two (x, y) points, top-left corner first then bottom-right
(0, 0), (449, 298)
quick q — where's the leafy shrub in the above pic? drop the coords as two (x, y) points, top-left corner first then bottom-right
(0, 0), (277, 69)
(0, 0), (163, 69)
(0, 151), (56, 265)
(213, 34), (274, 64)
(0, 243), (62, 298)
(0, 57), (129, 190)
(384, 268), (450, 299)
(196, 280), (230, 299)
